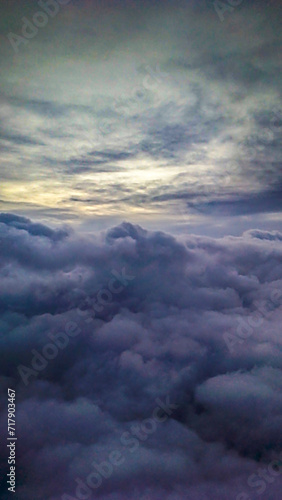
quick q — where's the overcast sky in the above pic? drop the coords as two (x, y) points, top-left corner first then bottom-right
(0, 0), (281, 235)
(1, 3), (282, 500)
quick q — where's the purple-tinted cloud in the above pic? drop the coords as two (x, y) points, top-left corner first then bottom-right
(0, 214), (281, 499)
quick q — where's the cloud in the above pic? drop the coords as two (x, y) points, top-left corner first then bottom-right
(0, 213), (69, 240)
(185, 188), (282, 216)
(0, 0), (281, 231)
(0, 214), (281, 499)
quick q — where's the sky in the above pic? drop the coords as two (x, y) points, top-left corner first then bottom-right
(0, 1), (282, 500)
(0, 0), (281, 235)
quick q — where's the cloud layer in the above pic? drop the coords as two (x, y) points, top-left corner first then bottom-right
(0, 214), (282, 499)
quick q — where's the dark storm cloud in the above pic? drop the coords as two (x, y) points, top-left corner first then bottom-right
(0, 214), (281, 499)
